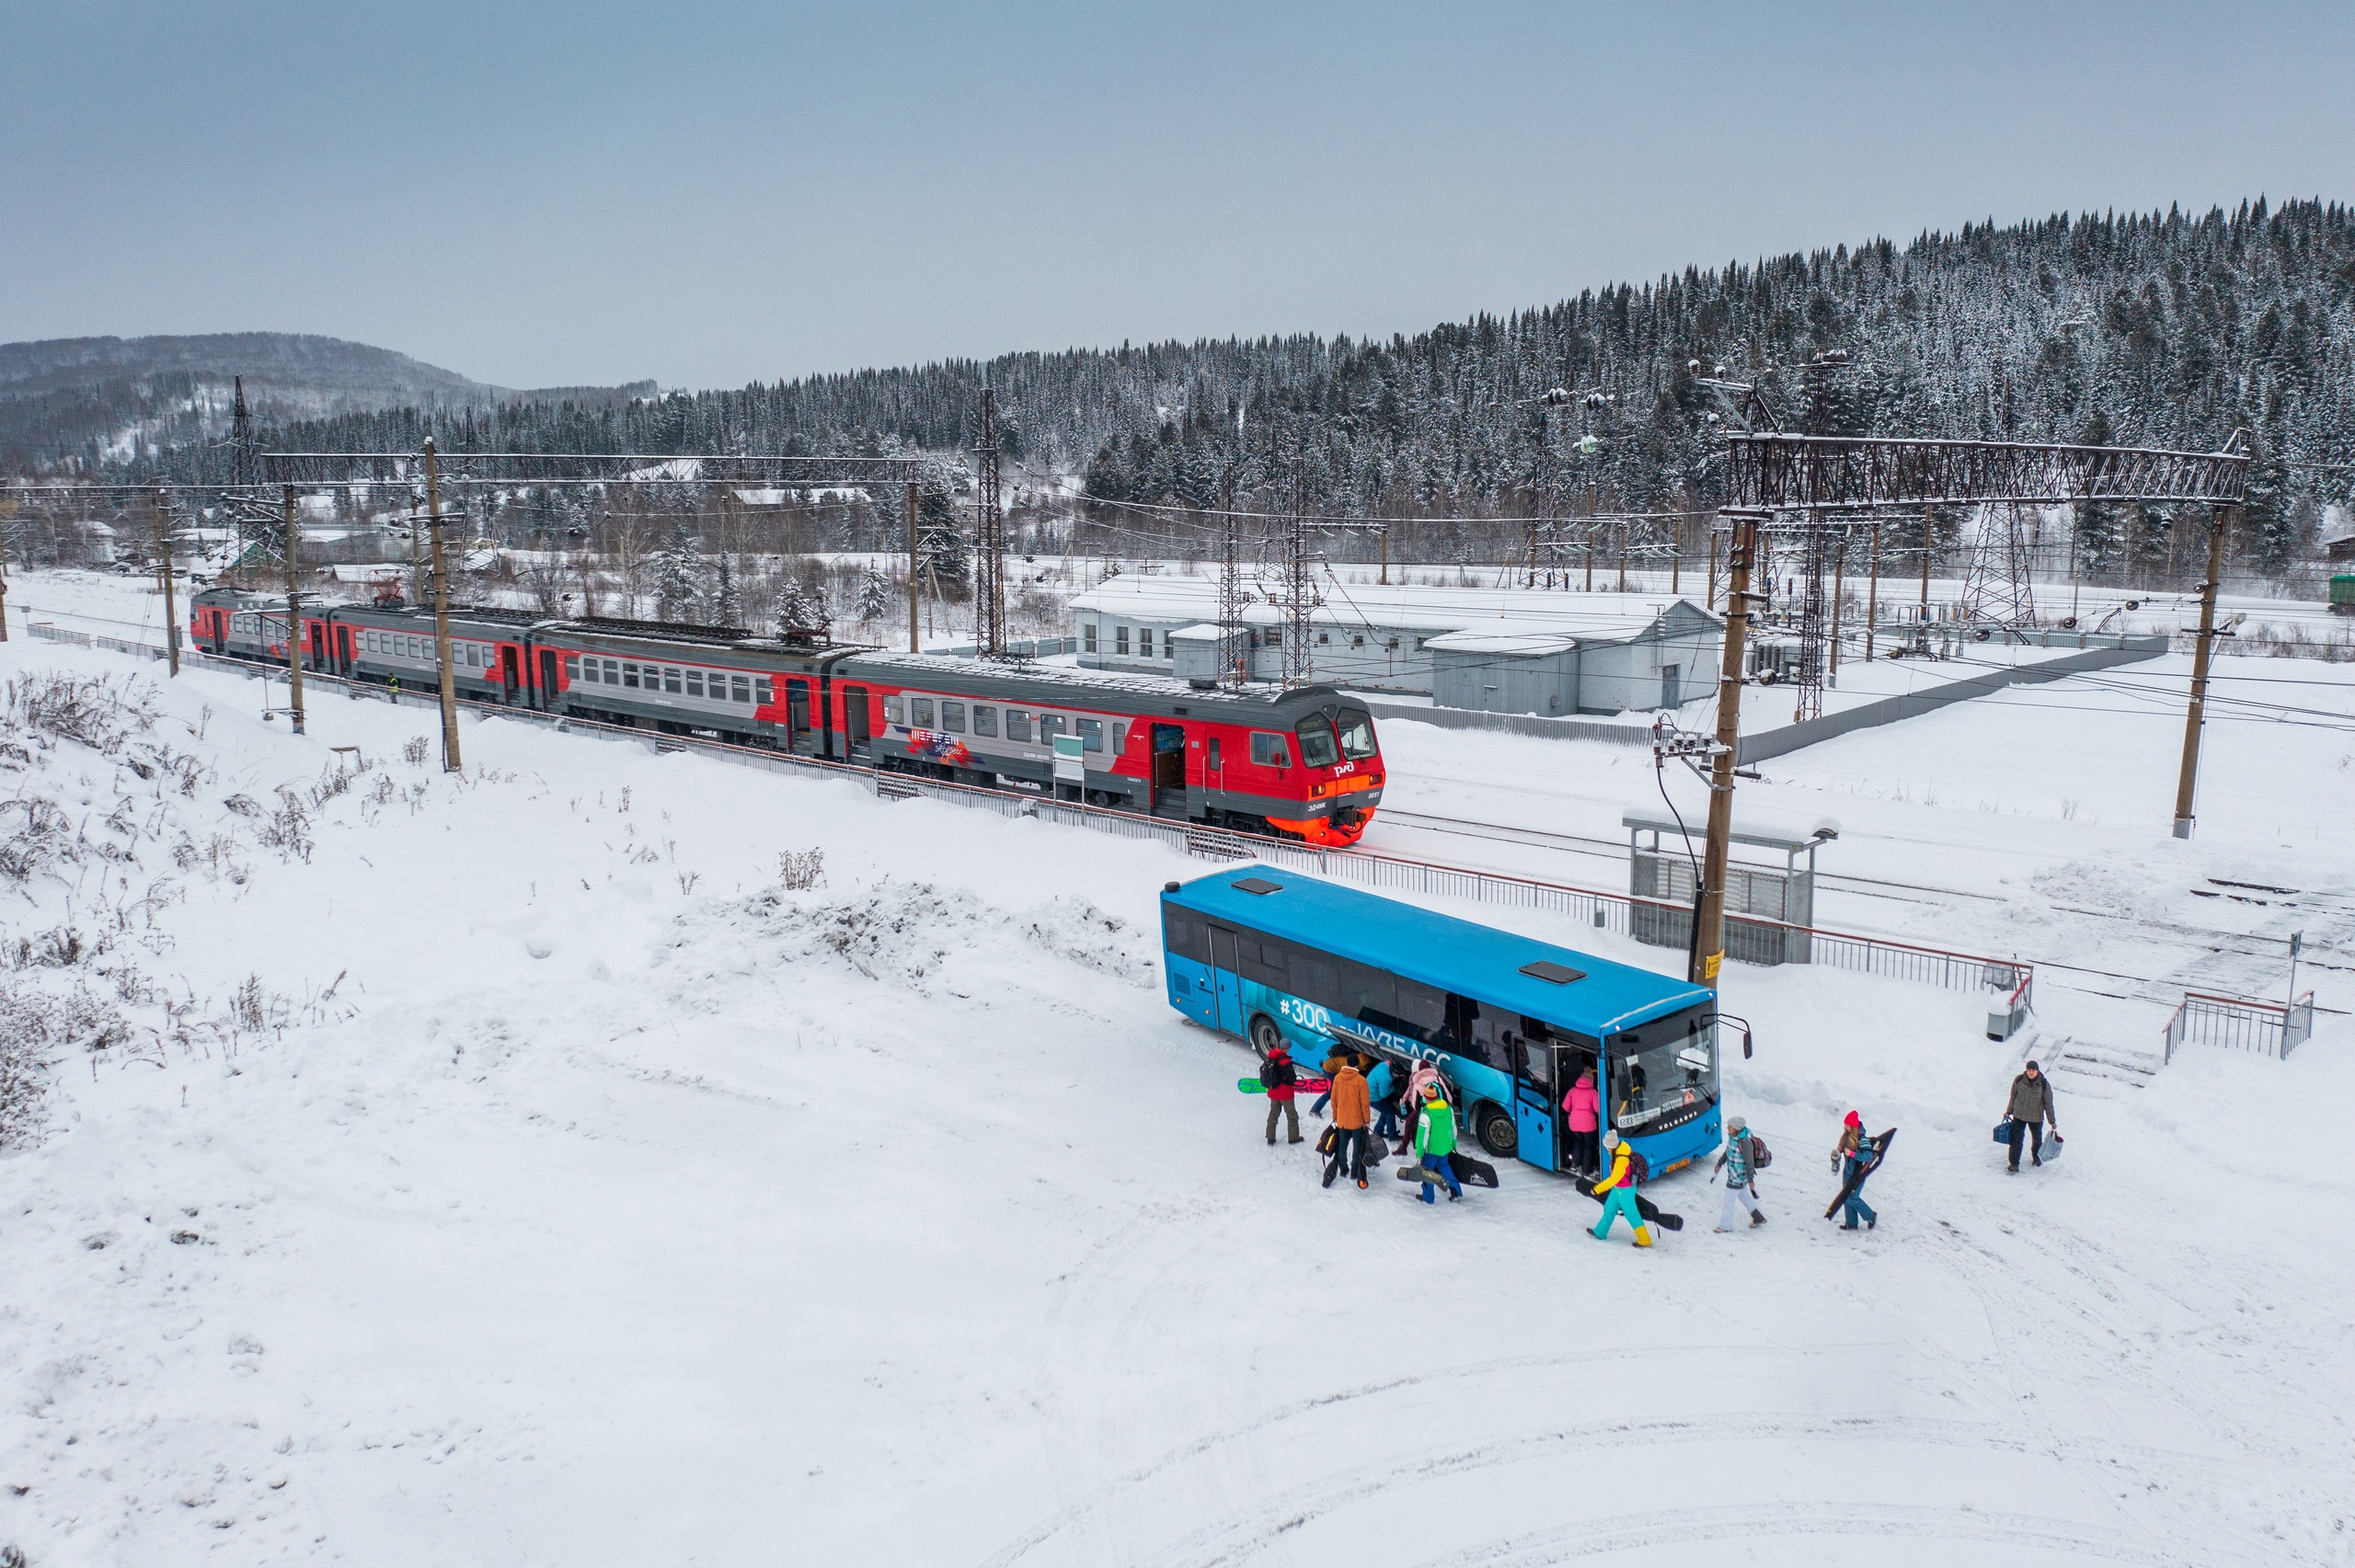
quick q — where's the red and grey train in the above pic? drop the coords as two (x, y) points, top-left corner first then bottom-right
(190, 588), (1384, 846)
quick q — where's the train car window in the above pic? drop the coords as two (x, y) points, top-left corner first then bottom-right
(973, 704), (998, 737)
(623, 664), (640, 689)
(603, 659), (619, 683)
(564, 656), (580, 680)
(910, 698), (934, 727)
(1338, 710), (1378, 760)
(941, 701), (965, 732)
(1207, 738), (1222, 770)
(1113, 723), (1127, 752)
(883, 696), (903, 724)
(1296, 716), (1340, 767)
(1039, 714), (1065, 742)
(1006, 709), (1031, 741)
(755, 679), (774, 705)
(1115, 626), (1130, 656)
(1250, 733), (1291, 768)
(1079, 718), (1104, 752)
(664, 668), (684, 694)
(685, 670), (704, 697)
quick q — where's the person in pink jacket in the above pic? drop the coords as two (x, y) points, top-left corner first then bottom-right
(1562, 1070), (1601, 1177)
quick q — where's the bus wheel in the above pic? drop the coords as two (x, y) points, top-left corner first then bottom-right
(1475, 1103), (1518, 1158)
(1248, 1014), (1283, 1059)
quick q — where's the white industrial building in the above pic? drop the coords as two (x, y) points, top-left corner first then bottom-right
(1066, 574), (1722, 717)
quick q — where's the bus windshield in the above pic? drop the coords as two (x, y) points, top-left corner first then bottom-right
(1337, 709), (1378, 760)
(1607, 1004), (1717, 1136)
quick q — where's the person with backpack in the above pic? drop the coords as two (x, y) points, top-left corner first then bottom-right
(1831, 1110), (1878, 1230)
(1323, 1057), (1373, 1190)
(1368, 1058), (1401, 1140)
(2002, 1060), (2059, 1173)
(1260, 1045), (1302, 1146)
(1561, 1069), (1601, 1177)
(1399, 1060), (1444, 1155)
(1589, 1129), (1651, 1246)
(1712, 1115), (1767, 1231)
(1413, 1083), (1462, 1204)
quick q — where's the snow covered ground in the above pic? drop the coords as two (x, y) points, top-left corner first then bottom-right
(2, 574), (2352, 1566)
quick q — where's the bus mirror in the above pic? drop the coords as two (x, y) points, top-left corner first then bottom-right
(1741, 1029), (1753, 1059)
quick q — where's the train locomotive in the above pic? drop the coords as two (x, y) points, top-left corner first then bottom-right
(190, 588), (1384, 846)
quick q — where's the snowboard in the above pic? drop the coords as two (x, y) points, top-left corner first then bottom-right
(1392, 1153), (1497, 1189)
(1824, 1127), (1898, 1219)
(1576, 1176), (1683, 1231)
(1237, 1076), (1329, 1095)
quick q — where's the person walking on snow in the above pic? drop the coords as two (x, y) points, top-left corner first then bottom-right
(1713, 1115), (1766, 1231)
(1832, 1110), (1878, 1230)
(1368, 1058), (1401, 1141)
(1399, 1061), (1444, 1155)
(1590, 1130), (1651, 1246)
(1260, 1045), (1302, 1146)
(1562, 1070), (1601, 1177)
(2003, 1060), (2059, 1173)
(1324, 1057), (1373, 1190)
(1413, 1084), (1463, 1204)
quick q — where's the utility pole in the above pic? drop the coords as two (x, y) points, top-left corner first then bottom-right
(0, 514), (12, 642)
(1706, 526), (1720, 612)
(1281, 446), (1316, 690)
(154, 488), (180, 675)
(1692, 509), (1763, 988)
(904, 480), (921, 654)
(422, 440), (462, 771)
(281, 486), (305, 735)
(1827, 532), (1848, 683)
(974, 387), (1006, 658)
(1918, 509), (1934, 624)
(1377, 523), (1389, 586)
(1215, 475), (1246, 691)
(1863, 522), (1880, 662)
(2171, 502), (2234, 839)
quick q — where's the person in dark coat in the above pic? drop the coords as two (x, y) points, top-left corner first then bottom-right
(2003, 1061), (2058, 1173)
(1261, 1045), (1302, 1146)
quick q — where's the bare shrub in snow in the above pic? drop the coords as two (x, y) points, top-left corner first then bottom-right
(1, 670), (159, 754)
(0, 797), (75, 884)
(258, 789), (314, 863)
(776, 848), (827, 890)
(401, 736), (430, 767)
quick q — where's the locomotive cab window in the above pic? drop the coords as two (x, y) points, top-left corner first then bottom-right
(1296, 715), (1340, 768)
(1338, 710), (1378, 760)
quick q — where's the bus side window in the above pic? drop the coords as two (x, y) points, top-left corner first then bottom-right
(1393, 979), (1447, 1041)
(1340, 964), (1394, 1023)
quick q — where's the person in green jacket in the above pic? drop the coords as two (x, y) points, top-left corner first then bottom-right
(1414, 1083), (1462, 1204)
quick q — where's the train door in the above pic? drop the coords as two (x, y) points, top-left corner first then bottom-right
(786, 678), (813, 752)
(841, 685), (871, 760)
(335, 624), (354, 675)
(1511, 1033), (1564, 1173)
(1205, 923), (1245, 1036)
(500, 646), (521, 704)
(1150, 723), (1188, 816)
(537, 649), (560, 712)
(308, 624), (327, 671)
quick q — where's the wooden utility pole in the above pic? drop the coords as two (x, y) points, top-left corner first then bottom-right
(904, 482), (921, 653)
(1706, 526), (1720, 612)
(2171, 503), (2234, 839)
(0, 515), (11, 642)
(1863, 523), (1881, 662)
(1616, 520), (1629, 592)
(281, 486), (305, 735)
(154, 488), (180, 675)
(1692, 509), (1763, 988)
(422, 440), (463, 771)
(1378, 525), (1389, 586)
(1670, 518), (1682, 596)
(1918, 509), (1934, 624)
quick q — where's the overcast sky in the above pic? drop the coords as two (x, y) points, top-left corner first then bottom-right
(4, 1), (2349, 390)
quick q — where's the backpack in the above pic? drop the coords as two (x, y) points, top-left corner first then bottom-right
(1622, 1148), (1652, 1185)
(1258, 1057), (1292, 1092)
(1747, 1133), (1773, 1171)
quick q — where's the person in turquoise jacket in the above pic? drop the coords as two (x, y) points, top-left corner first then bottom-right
(1413, 1084), (1462, 1205)
(1590, 1129), (1652, 1246)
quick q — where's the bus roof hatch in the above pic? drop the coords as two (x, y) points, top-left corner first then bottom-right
(1519, 960), (1586, 984)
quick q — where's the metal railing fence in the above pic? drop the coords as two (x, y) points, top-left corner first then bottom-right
(2164, 990), (2315, 1061)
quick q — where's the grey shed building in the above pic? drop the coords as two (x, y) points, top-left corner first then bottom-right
(1426, 600), (1723, 717)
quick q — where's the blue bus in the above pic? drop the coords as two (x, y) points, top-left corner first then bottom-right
(1160, 865), (1726, 1180)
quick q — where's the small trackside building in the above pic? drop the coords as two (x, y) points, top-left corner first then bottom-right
(1428, 600), (1723, 717)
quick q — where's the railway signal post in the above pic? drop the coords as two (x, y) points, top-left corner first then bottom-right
(421, 439), (462, 772)
(1692, 508), (1763, 987)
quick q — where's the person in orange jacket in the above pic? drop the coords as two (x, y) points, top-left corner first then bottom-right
(1322, 1055), (1372, 1190)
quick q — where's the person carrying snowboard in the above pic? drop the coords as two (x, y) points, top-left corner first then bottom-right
(1413, 1083), (1462, 1204)
(1324, 1057), (1372, 1190)
(1830, 1110), (1878, 1230)
(1712, 1115), (1766, 1232)
(1260, 1044), (1302, 1146)
(1562, 1069), (1601, 1177)
(1399, 1060), (1444, 1155)
(1590, 1130), (1651, 1246)
(2002, 1060), (2058, 1173)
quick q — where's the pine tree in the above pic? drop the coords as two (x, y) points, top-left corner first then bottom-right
(651, 524), (701, 621)
(778, 576), (823, 635)
(915, 468), (970, 594)
(2073, 408), (2123, 578)
(713, 551), (742, 626)
(855, 563), (893, 625)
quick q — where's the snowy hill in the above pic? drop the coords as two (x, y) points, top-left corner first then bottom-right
(1, 593), (2351, 1563)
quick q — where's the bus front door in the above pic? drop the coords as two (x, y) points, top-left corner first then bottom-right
(1205, 924), (1245, 1036)
(1512, 1038), (1563, 1172)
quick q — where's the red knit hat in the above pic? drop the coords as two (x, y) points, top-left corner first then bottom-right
(1843, 1110), (1863, 1127)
